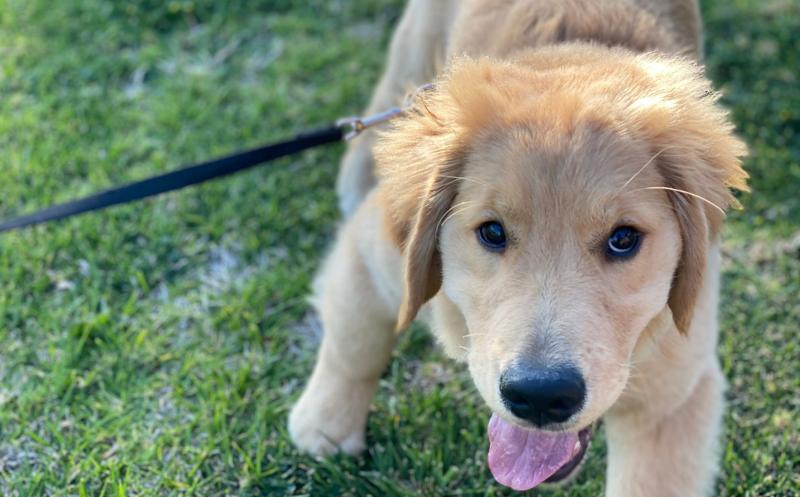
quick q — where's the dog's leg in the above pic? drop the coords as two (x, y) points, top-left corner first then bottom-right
(604, 364), (725, 497)
(288, 204), (400, 455)
(336, 0), (452, 216)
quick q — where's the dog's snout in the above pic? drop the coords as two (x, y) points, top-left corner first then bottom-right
(499, 364), (586, 427)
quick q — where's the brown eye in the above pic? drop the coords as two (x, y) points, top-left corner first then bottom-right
(477, 221), (507, 252)
(606, 226), (642, 259)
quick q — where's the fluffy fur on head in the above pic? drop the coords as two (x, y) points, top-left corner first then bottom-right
(375, 43), (748, 332)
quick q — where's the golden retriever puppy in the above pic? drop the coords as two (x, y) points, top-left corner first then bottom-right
(289, 1), (748, 495)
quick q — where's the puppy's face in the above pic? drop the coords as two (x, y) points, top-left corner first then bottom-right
(437, 126), (680, 428)
(376, 46), (746, 479)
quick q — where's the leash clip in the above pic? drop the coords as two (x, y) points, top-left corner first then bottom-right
(336, 107), (403, 141)
(336, 83), (435, 141)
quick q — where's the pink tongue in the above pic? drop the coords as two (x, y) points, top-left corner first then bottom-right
(487, 413), (580, 491)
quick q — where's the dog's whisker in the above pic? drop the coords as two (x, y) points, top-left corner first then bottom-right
(438, 200), (478, 225)
(439, 175), (492, 188)
(617, 147), (674, 193)
(433, 176), (471, 193)
(437, 175), (503, 196)
(440, 206), (473, 229)
(438, 202), (477, 233)
(632, 186), (726, 216)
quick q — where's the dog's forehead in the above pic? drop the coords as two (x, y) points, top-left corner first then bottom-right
(460, 125), (667, 223)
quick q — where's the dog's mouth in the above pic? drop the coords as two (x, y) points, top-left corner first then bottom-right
(487, 414), (594, 491)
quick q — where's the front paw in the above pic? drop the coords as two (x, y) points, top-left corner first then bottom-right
(288, 402), (366, 456)
(287, 374), (376, 456)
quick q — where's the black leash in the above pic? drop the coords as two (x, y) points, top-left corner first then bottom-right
(0, 83), (432, 234)
(0, 125), (345, 234)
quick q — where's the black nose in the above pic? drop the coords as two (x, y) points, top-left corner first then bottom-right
(499, 364), (586, 427)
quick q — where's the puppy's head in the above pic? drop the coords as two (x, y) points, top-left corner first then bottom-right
(376, 44), (746, 489)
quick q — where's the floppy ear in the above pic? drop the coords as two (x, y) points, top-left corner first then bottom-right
(658, 165), (716, 334)
(375, 99), (470, 331)
(629, 60), (748, 333)
(374, 60), (501, 330)
(653, 132), (747, 334)
(396, 156), (465, 330)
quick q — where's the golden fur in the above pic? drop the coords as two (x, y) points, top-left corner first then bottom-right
(289, 1), (747, 495)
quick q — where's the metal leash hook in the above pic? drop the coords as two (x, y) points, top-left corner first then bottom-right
(337, 83), (435, 141)
(336, 107), (403, 141)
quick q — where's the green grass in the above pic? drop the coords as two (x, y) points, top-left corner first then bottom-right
(0, 0), (797, 495)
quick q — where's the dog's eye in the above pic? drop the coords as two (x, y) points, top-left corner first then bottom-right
(606, 226), (641, 259)
(477, 221), (507, 251)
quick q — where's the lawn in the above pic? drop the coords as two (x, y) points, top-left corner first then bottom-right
(0, 0), (797, 495)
